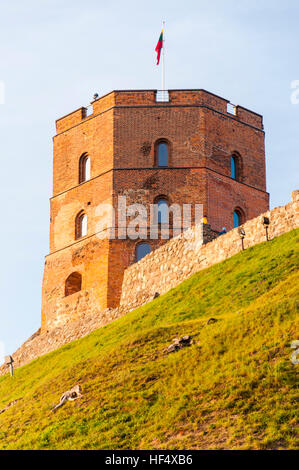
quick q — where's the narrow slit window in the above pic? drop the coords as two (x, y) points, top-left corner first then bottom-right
(231, 156), (236, 180)
(79, 154), (90, 183)
(157, 142), (168, 167)
(157, 199), (169, 224)
(85, 157), (91, 181)
(81, 214), (87, 237)
(234, 210), (240, 228)
(75, 212), (87, 239)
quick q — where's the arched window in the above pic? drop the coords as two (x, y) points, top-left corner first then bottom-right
(65, 272), (82, 297)
(233, 208), (244, 228)
(155, 140), (169, 167)
(231, 156), (237, 180)
(79, 153), (90, 184)
(75, 211), (87, 239)
(157, 199), (169, 224)
(136, 242), (151, 262)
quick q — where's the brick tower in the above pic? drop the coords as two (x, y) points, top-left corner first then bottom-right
(41, 89), (269, 332)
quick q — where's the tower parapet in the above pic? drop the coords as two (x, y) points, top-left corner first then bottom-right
(56, 89), (264, 134)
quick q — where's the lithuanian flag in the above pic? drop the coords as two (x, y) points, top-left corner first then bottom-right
(155, 29), (163, 65)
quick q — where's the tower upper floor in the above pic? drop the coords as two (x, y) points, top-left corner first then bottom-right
(52, 89), (266, 197)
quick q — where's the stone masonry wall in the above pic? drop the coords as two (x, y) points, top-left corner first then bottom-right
(120, 191), (299, 310)
(1, 192), (297, 377)
(0, 307), (124, 377)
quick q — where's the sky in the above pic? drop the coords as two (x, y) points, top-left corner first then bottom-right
(0, 0), (298, 360)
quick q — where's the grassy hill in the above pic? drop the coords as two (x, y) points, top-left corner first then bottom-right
(0, 229), (298, 450)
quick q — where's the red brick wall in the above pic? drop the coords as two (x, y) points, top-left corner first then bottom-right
(201, 106), (266, 191)
(206, 170), (269, 231)
(113, 106), (204, 168)
(41, 236), (110, 332)
(53, 107), (114, 195)
(50, 173), (113, 252)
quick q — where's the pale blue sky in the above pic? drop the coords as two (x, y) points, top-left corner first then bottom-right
(0, 0), (298, 359)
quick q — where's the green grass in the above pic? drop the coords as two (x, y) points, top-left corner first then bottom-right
(0, 229), (298, 450)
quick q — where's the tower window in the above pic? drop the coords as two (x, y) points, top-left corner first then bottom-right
(231, 156), (237, 179)
(233, 209), (244, 228)
(136, 242), (151, 262)
(234, 210), (240, 228)
(230, 153), (243, 181)
(157, 199), (169, 224)
(65, 272), (82, 297)
(155, 140), (169, 167)
(75, 211), (87, 239)
(79, 153), (91, 183)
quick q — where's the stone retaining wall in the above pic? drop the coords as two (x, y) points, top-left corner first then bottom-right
(120, 191), (299, 311)
(0, 307), (124, 377)
(1, 191), (298, 377)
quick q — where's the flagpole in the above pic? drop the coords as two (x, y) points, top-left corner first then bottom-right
(162, 20), (165, 100)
